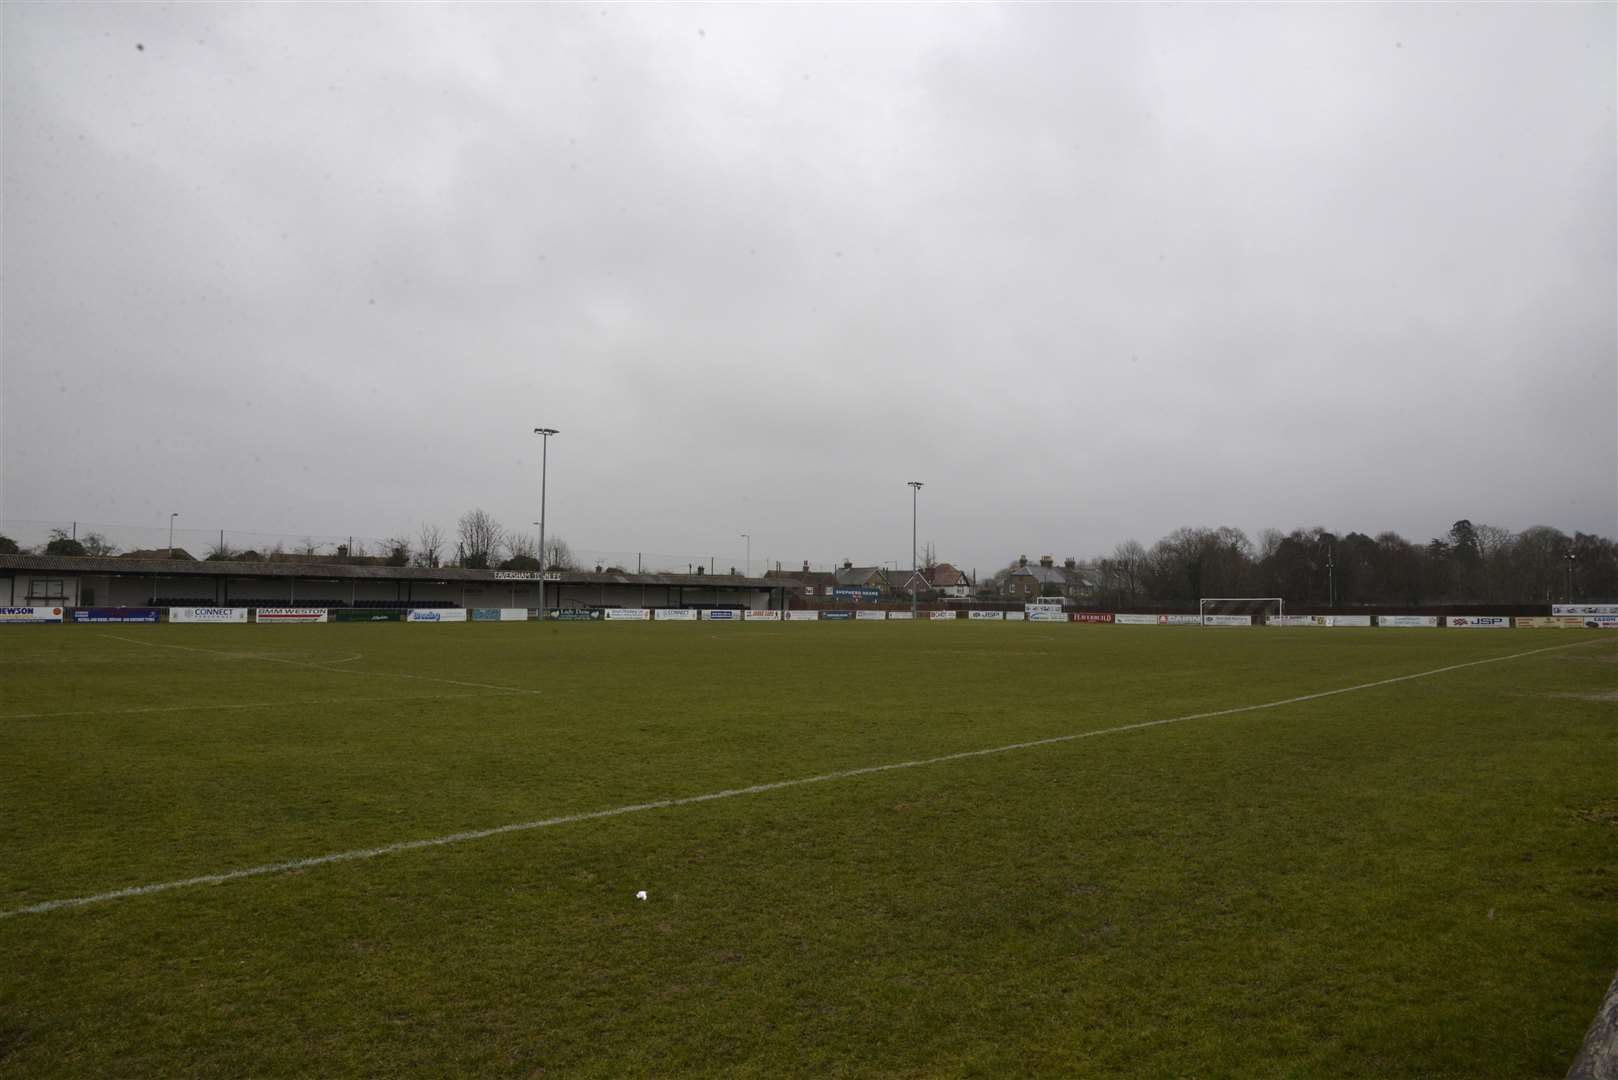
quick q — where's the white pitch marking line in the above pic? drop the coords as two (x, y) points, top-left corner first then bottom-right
(101, 633), (542, 695)
(0, 691), (520, 722)
(2, 638), (1603, 920)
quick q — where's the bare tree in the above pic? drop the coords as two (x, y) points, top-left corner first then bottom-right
(81, 531), (121, 557)
(205, 536), (235, 561)
(297, 537), (322, 558)
(921, 541), (937, 570)
(414, 524), (445, 568)
(382, 536), (412, 567)
(542, 535), (578, 571)
(457, 509), (504, 569)
(501, 532), (541, 571)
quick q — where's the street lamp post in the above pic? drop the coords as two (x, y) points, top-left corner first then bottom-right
(533, 428), (558, 620)
(1565, 551), (1577, 602)
(740, 534), (750, 579)
(907, 481), (923, 618)
(169, 513), (179, 559)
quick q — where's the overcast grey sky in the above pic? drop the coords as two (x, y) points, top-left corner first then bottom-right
(3, 2), (1614, 573)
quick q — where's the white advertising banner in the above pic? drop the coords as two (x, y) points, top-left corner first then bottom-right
(409, 608), (467, 622)
(929, 611), (958, 621)
(886, 611), (914, 620)
(604, 608), (651, 621)
(785, 610), (820, 621)
(856, 610), (887, 620)
(1025, 603), (1064, 614)
(1378, 615), (1439, 628)
(257, 608), (329, 624)
(968, 610), (1003, 621)
(170, 607), (249, 624)
(499, 608), (528, 622)
(1514, 616), (1585, 629)
(1113, 613), (1158, 625)
(1585, 615), (1618, 629)
(1202, 614), (1253, 627)
(1004, 611), (1025, 621)
(654, 608), (698, 621)
(1026, 610), (1066, 623)
(1553, 604), (1618, 616)
(1327, 615), (1373, 628)
(0, 606), (64, 624)
(744, 610), (781, 621)
(1266, 615), (1324, 627)
(1447, 615), (1509, 629)
(702, 609), (739, 621)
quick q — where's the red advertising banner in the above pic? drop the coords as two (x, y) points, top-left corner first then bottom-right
(1071, 612), (1113, 623)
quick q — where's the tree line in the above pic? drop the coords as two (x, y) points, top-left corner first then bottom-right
(1078, 520), (1617, 609)
(0, 510), (579, 573)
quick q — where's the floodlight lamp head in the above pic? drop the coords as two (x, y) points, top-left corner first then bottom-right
(907, 480), (924, 490)
(533, 427), (559, 437)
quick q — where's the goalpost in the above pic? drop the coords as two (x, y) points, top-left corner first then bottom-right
(1198, 597), (1283, 625)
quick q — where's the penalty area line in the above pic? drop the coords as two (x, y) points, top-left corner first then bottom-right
(2, 637), (1603, 920)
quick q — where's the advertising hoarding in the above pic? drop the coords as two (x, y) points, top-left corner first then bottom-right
(1446, 616), (1509, 628)
(1026, 610), (1066, 623)
(1202, 614), (1253, 627)
(744, 610), (782, 621)
(548, 609), (599, 621)
(833, 587), (881, 601)
(1377, 615), (1438, 628)
(499, 609), (528, 621)
(170, 607), (251, 624)
(703, 609), (739, 621)
(604, 608), (651, 621)
(1327, 615), (1373, 627)
(968, 610), (1003, 621)
(654, 608), (699, 621)
(1553, 604), (1618, 616)
(0, 606), (64, 624)
(855, 610), (887, 620)
(786, 610), (820, 621)
(1072, 612), (1113, 623)
(332, 609), (403, 622)
(72, 607), (161, 623)
(256, 608), (329, 623)
(1514, 616), (1585, 629)
(408, 608), (468, 622)
(886, 611), (914, 620)
(930, 611), (958, 620)
(822, 610), (854, 620)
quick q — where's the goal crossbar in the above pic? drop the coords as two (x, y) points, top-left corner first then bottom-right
(1199, 597), (1284, 620)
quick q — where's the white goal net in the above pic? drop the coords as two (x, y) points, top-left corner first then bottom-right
(1198, 597), (1283, 625)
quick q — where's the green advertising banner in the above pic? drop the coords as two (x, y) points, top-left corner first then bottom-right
(332, 609), (404, 622)
(547, 609), (600, 621)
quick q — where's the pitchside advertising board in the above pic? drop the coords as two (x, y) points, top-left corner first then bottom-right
(256, 608), (328, 623)
(1026, 610), (1065, 623)
(968, 610), (1003, 620)
(73, 607), (162, 623)
(170, 607), (250, 624)
(930, 610), (958, 620)
(1004, 611), (1025, 621)
(471, 609), (501, 622)
(654, 608), (699, 621)
(1586, 615), (1618, 629)
(408, 608), (468, 623)
(1114, 614), (1201, 626)
(1378, 615), (1439, 628)
(548, 609), (600, 621)
(1554, 604), (1618, 616)
(702, 609), (739, 621)
(833, 587), (881, 601)
(886, 611), (914, 620)
(604, 608), (651, 621)
(1447, 616), (1509, 628)
(0, 606), (64, 624)
(332, 609), (402, 622)
(1328, 615), (1373, 627)
(786, 610), (820, 621)
(1515, 616), (1587, 629)
(821, 610), (855, 620)
(1267, 615), (1324, 627)
(855, 610), (887, 620)
(1072, 613), (1113, 623)
(744, 610), (781, 621)
(1202, 615), (1253, 627)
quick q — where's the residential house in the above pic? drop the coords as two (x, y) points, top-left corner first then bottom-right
(1004, 555), (1090, 603)
(765, 561), (838, 598)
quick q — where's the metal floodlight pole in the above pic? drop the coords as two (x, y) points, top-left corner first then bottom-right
(1565, 551), (1576, 602)
(740, 534), (750, 579)
(169, 512), (178, 558)
(907, 481), (923, 618)
(533, 428), (558, 620)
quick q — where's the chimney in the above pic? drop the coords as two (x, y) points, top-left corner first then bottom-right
(1040, 555), (1054, 568)
(803, 560), (810, 572)
(1064, 557), (1076, 570)
(695, 565), (704, 575)
(1018, 555), (1028, 568)
(843, 559), (853, 569)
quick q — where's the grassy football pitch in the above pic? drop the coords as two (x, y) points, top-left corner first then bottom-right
(2, 622), (1615, 1078)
